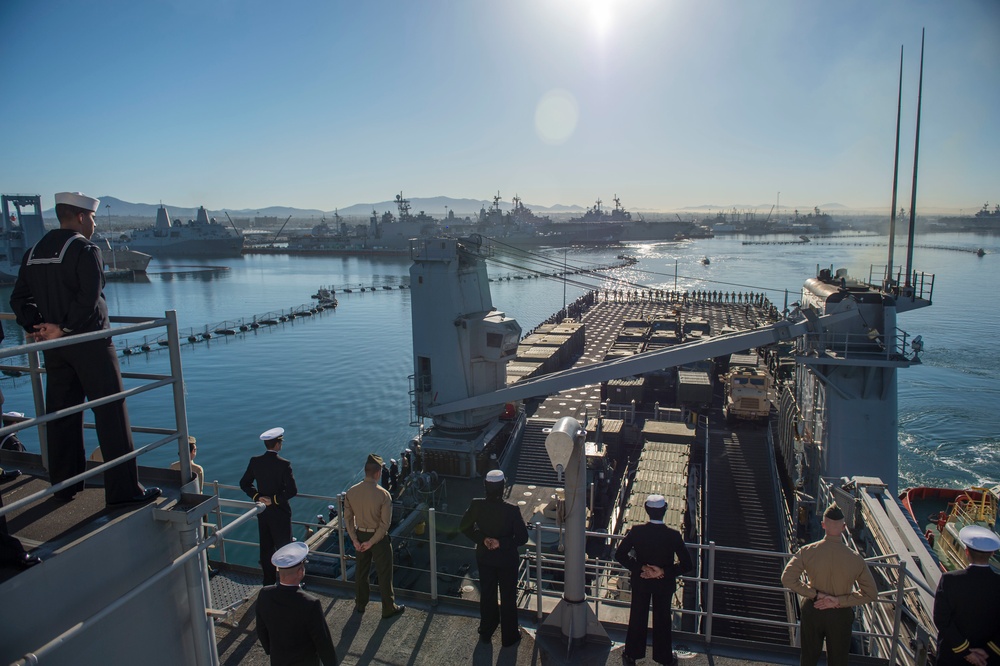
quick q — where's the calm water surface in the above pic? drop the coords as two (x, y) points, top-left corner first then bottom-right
(1, 233), (996, 560)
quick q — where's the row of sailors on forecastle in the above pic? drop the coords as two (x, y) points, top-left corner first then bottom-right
(599, 288), (776, 308)
(238, 431), (1000, 666)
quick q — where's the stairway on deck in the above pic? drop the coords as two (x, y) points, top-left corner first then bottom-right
(705, 420), (791, 644)
(513, 419), (559, 487)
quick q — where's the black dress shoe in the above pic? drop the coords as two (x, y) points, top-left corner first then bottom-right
(621, 654), (637, 666)
(381, 604), (405, 619)
(17, 553), (42, 569)
(501, 632), (522, 648)
(107, 486), (162, 506)
(0, 468), (21, 482)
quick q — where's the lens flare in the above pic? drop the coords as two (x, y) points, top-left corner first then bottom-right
(534, 89), (579, 145)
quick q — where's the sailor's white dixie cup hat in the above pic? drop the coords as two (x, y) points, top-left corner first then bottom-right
(486, 470), (505, 483)
(958, 525), (1000, 552)
(54, 192), (100, 212)
(259, 427), (284, 441)
(271, 541), (308, 568)
(645, 494), (667, 509)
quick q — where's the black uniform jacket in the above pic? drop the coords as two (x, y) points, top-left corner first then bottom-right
(460, 496), (529, 567)
(615, 522), (693, 583)
(255, 584), (338, 666)
(933, 564), (1000, 664)
(10, 229), (108, 335)
(241, 451), (298, 514)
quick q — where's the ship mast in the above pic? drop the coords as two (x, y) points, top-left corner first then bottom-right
(395, 191), (412, 223)
(903, 29), (925, 288)
(885, 45), (903, 288)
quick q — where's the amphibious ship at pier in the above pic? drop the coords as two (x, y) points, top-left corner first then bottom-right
(0, 39), (966, 665)
(0, 220), (945, 665)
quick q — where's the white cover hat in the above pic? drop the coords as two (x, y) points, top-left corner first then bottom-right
(54, 191), (100, 212)
(259, 427), (284, 441)
(486, 470), (505, 483)
(645, 494), (666, 509)
(271, 541), (308, 568)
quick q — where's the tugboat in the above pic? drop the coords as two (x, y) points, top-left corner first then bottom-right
(900, 485), (1000, 570)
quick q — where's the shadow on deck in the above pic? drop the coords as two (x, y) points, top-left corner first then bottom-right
(213, 570), (805, 666)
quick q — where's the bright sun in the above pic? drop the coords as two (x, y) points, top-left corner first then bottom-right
(588, 0), (614, 39)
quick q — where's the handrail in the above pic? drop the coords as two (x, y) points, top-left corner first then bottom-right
(0, 310), (190, 519)
(200, 478), (940, 664)
(13, 502), (264, 666)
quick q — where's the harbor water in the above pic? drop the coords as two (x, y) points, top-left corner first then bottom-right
(1, 232), (997, 564)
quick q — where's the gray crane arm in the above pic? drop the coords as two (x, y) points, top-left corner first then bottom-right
(426, 308), (859, 416)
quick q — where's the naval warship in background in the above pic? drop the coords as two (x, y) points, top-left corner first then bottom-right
(120, 204), (244, 257)
(0, 218), (952, 665)
(0, 194), (151, 283)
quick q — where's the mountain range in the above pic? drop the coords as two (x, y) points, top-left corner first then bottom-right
(44, 195), (850, 220)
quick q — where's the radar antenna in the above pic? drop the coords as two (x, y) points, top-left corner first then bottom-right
(395, 192), (412, 222)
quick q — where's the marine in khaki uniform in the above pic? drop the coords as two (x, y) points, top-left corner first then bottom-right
(344, 453), (404, 619)
(781, 503), (877, 666)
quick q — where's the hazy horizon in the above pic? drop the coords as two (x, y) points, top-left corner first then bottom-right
(2, 1), (997, 213)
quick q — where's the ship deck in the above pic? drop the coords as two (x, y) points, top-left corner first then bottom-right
(0, 455), (185, 586)
(211, 568), (817, 665)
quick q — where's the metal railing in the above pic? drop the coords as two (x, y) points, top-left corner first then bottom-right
(201, 478), (938, 664)
(798, 328), (916, 362)
(0, 311), (192, 518)
(12, 501), (263, 666)
(868, 265), (935, 304)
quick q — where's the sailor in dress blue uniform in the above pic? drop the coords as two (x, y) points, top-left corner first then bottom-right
(933, 525), (1000, 666)
(241, 427), (298, 586)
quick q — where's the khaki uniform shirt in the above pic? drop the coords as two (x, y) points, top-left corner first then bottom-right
(344, 478), (391, 545)
(781, 534), (878, 607)
(170, 460), (205, 493)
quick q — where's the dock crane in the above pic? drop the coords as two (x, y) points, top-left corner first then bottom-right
(271, 215), (292, 245)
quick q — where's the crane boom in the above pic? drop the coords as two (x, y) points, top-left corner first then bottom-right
(272, 215), (292, 244)
(425, 308), (860, 416)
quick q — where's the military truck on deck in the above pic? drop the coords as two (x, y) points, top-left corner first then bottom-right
(723, 353), (771, 423)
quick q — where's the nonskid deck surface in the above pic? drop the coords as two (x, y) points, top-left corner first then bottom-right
(528, 296), (772, 422)
(0, 457), (183, 584)
(212, 571), (800, 666)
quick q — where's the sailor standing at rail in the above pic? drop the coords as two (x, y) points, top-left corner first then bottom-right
(459, 469), (529, 647)
(9, 191), (160, 506)
(255, 541), (338, 666)
(240, 427), (298, 586)
(615, 494), (693, 666)
(933, 525), (1000, 666)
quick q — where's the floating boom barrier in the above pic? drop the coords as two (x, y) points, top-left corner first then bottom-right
(117, 298), (338, 357)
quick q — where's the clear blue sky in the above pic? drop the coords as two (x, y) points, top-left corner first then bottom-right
(1, 0), (997, 213)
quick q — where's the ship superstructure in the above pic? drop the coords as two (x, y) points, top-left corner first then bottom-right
(123, 205), (244, 257)
(0, 194), (47, 283)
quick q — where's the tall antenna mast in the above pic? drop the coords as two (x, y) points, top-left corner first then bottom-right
(904, 29), (925, 288)
(886, 45), (904, 289)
